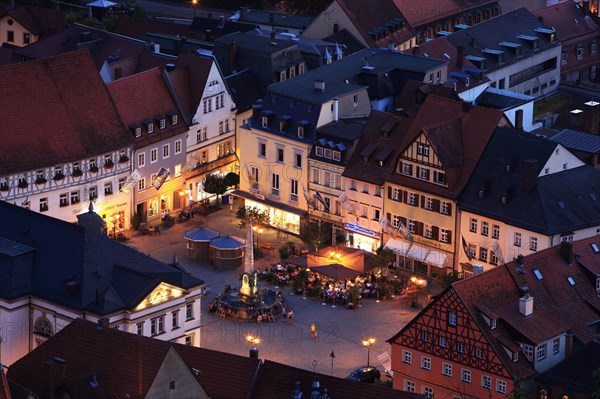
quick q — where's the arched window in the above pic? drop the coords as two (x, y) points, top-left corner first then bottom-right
(34, 317), (54, 337)
(539, 389), (548, 399)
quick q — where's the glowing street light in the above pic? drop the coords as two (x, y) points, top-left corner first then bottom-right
(246, 334), (261, 359)
(362, 337), (375, 367)
(191, 0), (198, 18)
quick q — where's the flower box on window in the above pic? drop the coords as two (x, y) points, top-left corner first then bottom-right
(119, 155), (129, 164)
(35, 178), (47, 185)
(18, 180), (29, 188)
(72, 170), (83, 177)
(104, 160), (114, 169)
(89, 166), (99, 173)
(0, 186), (8, 191)
(53, 173), (65, 181)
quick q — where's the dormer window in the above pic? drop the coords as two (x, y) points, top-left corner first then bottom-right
(129, 123), (141, 138)
(324, 148), (332, 159)
(143, 119), (153, 133)
(262, 116), (268, 128)
(297, 126), (304, 138)
(261, 110), (273, 129)
(333, 151), (341, 161)
(160, 119), (166, 129)
(166, 111), (178, 125)
(315, 147), (323, 157)
(518, 35), (538, 49)
(490, 319), (497, 330)
(280, 116), (291, 132)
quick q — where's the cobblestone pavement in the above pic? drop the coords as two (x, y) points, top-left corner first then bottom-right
(126, 198), (435, 379)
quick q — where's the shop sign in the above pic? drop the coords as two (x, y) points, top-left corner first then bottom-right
(345, 222), (380, 238)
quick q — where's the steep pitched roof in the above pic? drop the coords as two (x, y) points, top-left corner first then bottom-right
(0, 49), (132, 175)
(174, 345), (261, 399)
(391, 236), (600, 382)
(533, 1), (600, 42)
(335, 0), (413, 48)
(460, 128), (600, 234)
(322, 29), (366, 55)
(8, 318), (171, 399)
(1, 4), (68, 35)
(343, 111), (413, 185)
(386, 95), (506, 199)
(225, 68), (264, 113)
(550, 128), (600, 154)
(107, 67), (187, 148)
(250, 360), (423, 399)
(0, 201), (203, 314)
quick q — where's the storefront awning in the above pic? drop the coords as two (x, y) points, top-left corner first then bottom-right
(231, 190), (307, 217)
(385, 238), (449, 269)
(311, 264), (362, 281)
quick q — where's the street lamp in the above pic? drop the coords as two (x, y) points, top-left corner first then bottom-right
(362, 337), (375, 367)
(410, 276), (425, 307)
(191, 0), (197, 18)
(245, 334), (260, 359)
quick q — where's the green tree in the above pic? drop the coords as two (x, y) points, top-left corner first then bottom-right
(224, 172), (240, 187)
(509, 377), (525, 399)
(373, 247), (396, 269)
(202, 174), (227, 204)
(299, 221), (325, 253)
(235, 206), (270, 230)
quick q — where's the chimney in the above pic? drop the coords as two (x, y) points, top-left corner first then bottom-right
(229, 39), (237, 72)
(332, 98), (339, 122)
(45, 358), (66, 399)
(565, 332), (574, 357)
(515, 109), (524, 130)
(412, 45), (419, 55)
(165, 63), (176, 72)
(560, 241), (574, 264)
(249, 347), (259, 358)
(456, 45), (464, 70)
(521, 159), (538, 193)
(204, 29), (212, 42)
(518, 286), (533, 317)
(240, 6), (247, 20)
(314, 79), (325, 92)
(218, 15), (225, 28)
(461, 101), (472, 113)
(76, 203), (106, 233)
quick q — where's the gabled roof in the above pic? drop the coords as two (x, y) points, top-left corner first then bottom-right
(0, 4), (68, 35)
(394, 79), (460, 117)
(7, 318), (171, 399)
(0, 201), (203, 314)
(343, 111), (413, 185)
(445, 8), (560, 73)
(550, 128), (600, 154)
(390, 236), (600, 381)
(107, 67), (187, 147)
(250, 360), (423, 399)
(533, 1), (600, 43)
(460, 128), (600, 234)
(0, 49), (132, 175)
(323, 29), (366, 56)
(387, 95), (506, 199)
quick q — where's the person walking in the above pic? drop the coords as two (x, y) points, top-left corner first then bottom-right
(287, 308), (293, 324)
(310, 323), (317, 341)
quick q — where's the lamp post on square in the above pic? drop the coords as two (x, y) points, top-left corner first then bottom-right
(191, 0), (198, 18)
(362, 338), (375, 367)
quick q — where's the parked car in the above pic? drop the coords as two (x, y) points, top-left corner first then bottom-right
(344, 366), (381, 383)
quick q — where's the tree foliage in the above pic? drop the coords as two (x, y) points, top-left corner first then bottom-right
(224, 172), (240, 187)
(235, 206), (270, 230)
(373, 247), (396, 269)
(203, 174), (227, 203)
(299, 221), (325, 253)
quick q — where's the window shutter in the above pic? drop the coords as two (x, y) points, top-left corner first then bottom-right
(447, 230), (453, 244)
(400, 216), (407, 226)
(432, 199), (441, 212)
(388, 186), (392, 200)
(420, 196), (426, 209)
(386, 212), (392, 222)
(425, 169), (430, 180)
(447, 203), (452, 216)
(408, 164), (413, 175)
(403, 191), (408, 204)
(432, 226), (439, 240)
(416, 222), (424, 236)
(398, 161), (403, 173)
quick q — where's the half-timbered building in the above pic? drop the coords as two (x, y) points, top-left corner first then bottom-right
(388, 236), (600, 398)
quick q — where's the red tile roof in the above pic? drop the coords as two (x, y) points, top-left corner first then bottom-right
(0, 49), (132, 175)
(393, 0), (497, 27)
(387, 95), (507, 199)
(335, 0), (412, 48)
(174, 345), (261, 399)
(250, 360), (424, 399)
(7, 319), (171, 399)
(107, 67), (187, 147)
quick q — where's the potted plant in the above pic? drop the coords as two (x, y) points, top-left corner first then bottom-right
(18, 180), (28, 189)
(130, 212), (141, 230)
(119, 154), (129, 163)
(347, 285), (360, 309)
(35, 177), (47, 185)
(89, 165), (99, 173)
(72, 169), (83, 178)
(0, 185), (8, 191)
(53, 172), (65, 181)
(104, 159), (114, 169)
